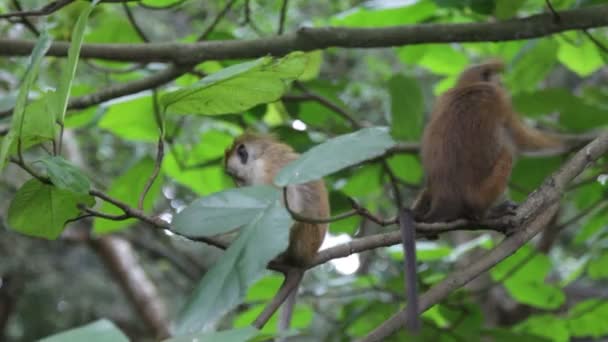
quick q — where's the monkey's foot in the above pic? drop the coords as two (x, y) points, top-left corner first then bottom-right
(487, 200), (518, 219)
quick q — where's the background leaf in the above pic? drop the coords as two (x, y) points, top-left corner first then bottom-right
(7, 179), (94, 239)
(93, 157), (162, 234)
(39, 156), (91, 195)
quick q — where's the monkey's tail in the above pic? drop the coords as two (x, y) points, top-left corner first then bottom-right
(399, 208), (420, 332)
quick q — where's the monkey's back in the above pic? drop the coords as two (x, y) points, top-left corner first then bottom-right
(420, 83), (512, 221)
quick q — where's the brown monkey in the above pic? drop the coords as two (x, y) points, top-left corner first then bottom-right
(224, 132), (329, 331)
(414, 60), (562, 223)
(402, 60), (563, 331)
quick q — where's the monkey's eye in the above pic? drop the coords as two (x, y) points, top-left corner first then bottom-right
(481, 69), (491, 81)
(236, 144), (248, 164)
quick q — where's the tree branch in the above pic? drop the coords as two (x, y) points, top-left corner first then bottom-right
(1, 5), (607, 63)
(91, 235), (170, 339)
(360, 131), (608, 341)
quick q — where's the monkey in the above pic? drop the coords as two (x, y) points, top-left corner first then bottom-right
(413, 59), (562, 223)
(400, 60), (564, 332)
(224, 132), (329, 332)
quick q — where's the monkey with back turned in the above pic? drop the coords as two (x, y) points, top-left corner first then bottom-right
(401, 59), (565, 331)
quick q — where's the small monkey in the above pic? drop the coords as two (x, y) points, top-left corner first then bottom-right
(224, 132), (329, 331)
(402, 60), (563, 331)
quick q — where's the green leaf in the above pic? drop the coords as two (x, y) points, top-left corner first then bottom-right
(298, 50), (323, 81)
(174, 201), (292, 334)
(39, 319), (128, 342)
(245, 275), (283, 301)
(557, 32), (603, 77)
(494, 0), (526, 19)
(163, 327), (259, 342)
(330, 1), (436, 27)
(93, 157), (162, 234)
(38, 156), (91, 194)
(7, 179), (95, 239)
(389, 75), (424, 141)
(398, 44), (468, 76)
(275, 127), (396, 186)
(510, 156), (562, 201)
(491, 246), (565, 309)
(515, 315), (570, 342)
(587, 252), (608, 279)
(161, 52), (308, 115)
(567, 300), (608, 338)
(506, 39), (559, 92)
(54, 0), (99, 123)
(99, 95), (159, 142)
(386, 154), (423, 184)
(0, 31), (52, 172)
(8, 94), (56, 153)
(172, 185), (280, 237)
(470, 0), (495, 14)
(234, 303), (313, 336)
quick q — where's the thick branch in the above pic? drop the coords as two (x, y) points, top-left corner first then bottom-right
(360, 131), (608, 341)
(91, 235), (170, 339)
(1, 6), (608, 63)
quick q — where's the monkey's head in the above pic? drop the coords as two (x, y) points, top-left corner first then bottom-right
(224, 132), (294, 187)
(456, 59), (505, 87)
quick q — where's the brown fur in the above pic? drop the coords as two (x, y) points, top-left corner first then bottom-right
(414, 60), (562, 222)
(225, 133), (329, 266)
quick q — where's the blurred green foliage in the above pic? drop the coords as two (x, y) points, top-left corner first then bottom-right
(0, 0), (607, 341)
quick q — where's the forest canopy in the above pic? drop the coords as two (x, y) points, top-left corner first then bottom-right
(0, 0), (607, 341)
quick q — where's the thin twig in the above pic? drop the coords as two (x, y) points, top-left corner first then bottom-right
(138, 0), (186, 10)
(0, 0), (73, 19)
(197, 0), (239, 41)
(291, 83), (363, 129)
(583, 29), (608, 53)
(138, 90), (164, 210)
(11, 0), (40, 35)
(123, 2), (150, 42)
(277, 0), (289, 35)
(545, 0), (560, 23)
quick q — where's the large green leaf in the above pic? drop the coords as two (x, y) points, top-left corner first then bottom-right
(7, 94), (56, 153)
(567, 300), (608, 338)
(389, 75), (424, 141)
(275, 127), (397, 186)
(7, 179), (95, 239)
(330, 1), (436, 27)
(164, 327), (259, 342)
(93, 157), (162, 234)
(172, 185), (280, 237)
(587, 252), (608, 279)
(515, 315), (569, 342)
(161, 52), (308, 115)
(54, 0), (99, 123)
(557, 32), (603, 77)
(491, 246), (565, 309)
(38, 156), (91, 195)
(506, 39), (558, 92)
(494, 0), (527, 19)
(174, 201), (292, 334)
(398, 44), (468, 76)
(99, 95), (159, 142)
(39, 319), (128, 342)
(0, 31), (52, 172)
